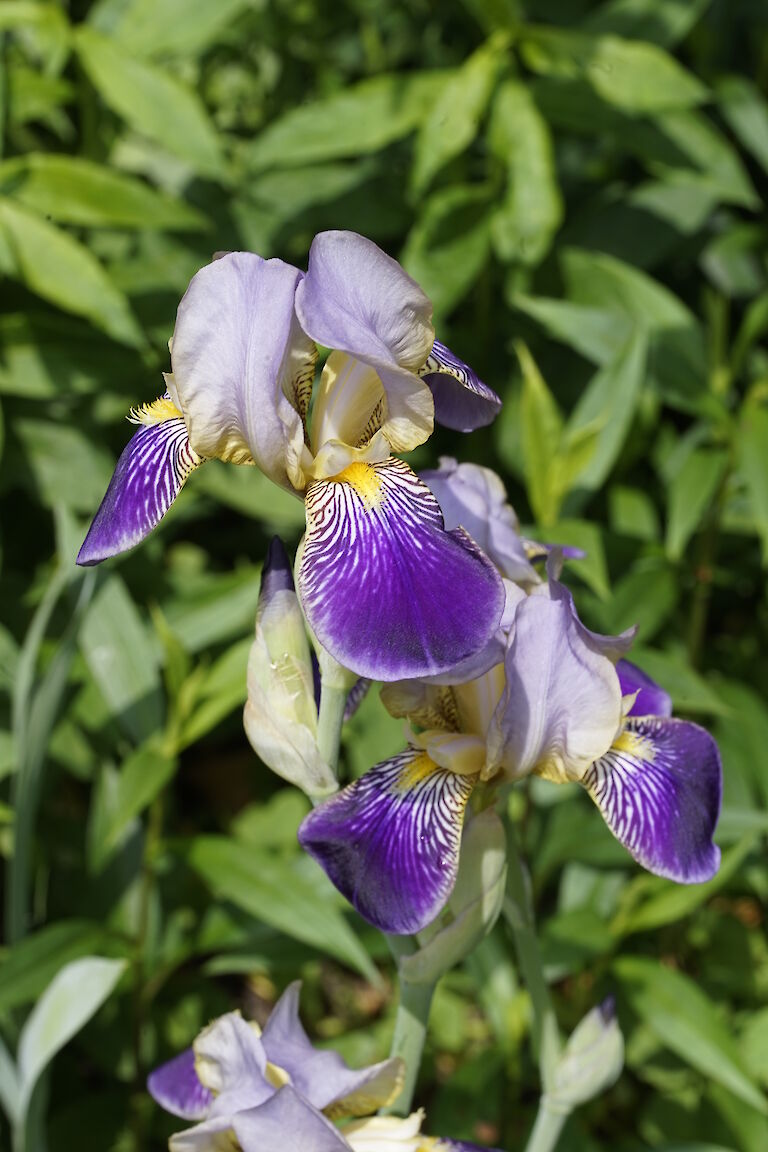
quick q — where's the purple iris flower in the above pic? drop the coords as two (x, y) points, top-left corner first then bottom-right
(147, 982), (497, 1151)
(76, 231), (504, 682)
(299, 575), (722, 935)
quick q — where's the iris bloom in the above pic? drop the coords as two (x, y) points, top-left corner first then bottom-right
(299, 572), (722, 934)
(148, 982), (497, 1151)
(77, 231), (504, 680)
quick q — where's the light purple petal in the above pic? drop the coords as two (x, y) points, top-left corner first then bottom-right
(421, 457), (538, 584)
(584, 717), (722, 883)
(147, 1048), (213, 1122)
(617, 659), (673, 718)
(233, 1086), (349, 1152)
(77, 412), (202, 565)
(170, 252), (312, 490)
(419, 340), (501, 432)
(298, 457), (505, 680)
(262, 983), (402, 1115)
(295, 231), (434, 374)
(549, 572), (636, 661)
(194, 1013), (272, 1118)
(298, 749), (476, 934)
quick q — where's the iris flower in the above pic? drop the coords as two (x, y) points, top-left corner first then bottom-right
(77, 231), (504, 680)
(299, 571), (722, 934)
(148, 982), (497, 1151)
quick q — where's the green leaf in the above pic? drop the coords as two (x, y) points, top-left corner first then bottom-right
(0, 200), (143, 347)
(519, 27), (707, 114)
(95, 0), (255, 59)
(401, 185), (493, 318)
(739, 399), (768, 565)
(717, 76), (768, 177)
(582, 0), (713, 48)
(176, 637), (250, 750)
(0, 921), (118, 1014)
(0, 154), (207, 230)
(513, 293), (631, 367)
(609, 485), (660, 541)
(89, 743), (176, 873)
(614, 956), (767, 1113)
(74, 27), (225, 179)
(246, 72), (450, 171)
(411, 34), (507, 195)
(184, 835), (378, 983)
(194, 461), (306, 532)
(665, 448), (728, 560)
(78, 575), (163, 744)
(0, 1033), (20, 1127)
(489, 78), (563, 266)
(628, 647), (729, 715)
(516, 341), (563, 525)
(13, 419), (114, 513)
(600, 561), (678, 641)
(17, 956), (126, 1119)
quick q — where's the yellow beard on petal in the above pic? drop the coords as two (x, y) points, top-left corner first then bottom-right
(396, 752), (439, 791)
(332, 461), (385, 512)
(612, 726), (655, 762)
(129, 396), (183, 426)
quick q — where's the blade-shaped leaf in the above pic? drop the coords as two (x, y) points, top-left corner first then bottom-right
(665, 447), (728, 560)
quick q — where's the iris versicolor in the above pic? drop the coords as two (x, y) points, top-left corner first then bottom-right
(77, 231), (506, 682)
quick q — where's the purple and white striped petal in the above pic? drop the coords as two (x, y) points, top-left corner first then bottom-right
(261, 983), (402, 1117)
(233, 1086), (350, 1152)
(298, 749), (477, 934)
(77, 409), (202, 565)
(584, 717), (722, 883)
(147, 1048), (213, 1122)
(617, 659), (673, 718)
(419, 340), (501, 432)
(298, 457), (505, 681)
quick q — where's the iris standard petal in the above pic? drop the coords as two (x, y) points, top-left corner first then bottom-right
(193, 1012), (272, 1116)
(584, 717), (722, 882)
(488, 591), (623, 783)
(77, 407), (202, 565)
(617, 659), (673, 718)
(419, 340), (501, 432)
(170, 252), (312, 490)
(147, 1048), (213, 1121)
(233, 1086), (350, 1152)
(298, 457), (505, 680)
(421, 458), (539, 584)
(298, 749), (476, 934)
(261, 983), (402, 1117)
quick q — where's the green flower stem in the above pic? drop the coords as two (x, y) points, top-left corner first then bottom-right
(503, 821), (561, 1094)
(383, 936), (435, 1117)
(316, 679), (348, 778)
(523, 1098), (567, 1152)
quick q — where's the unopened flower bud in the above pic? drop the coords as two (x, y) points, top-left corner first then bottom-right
(546, 998), (624, 1113)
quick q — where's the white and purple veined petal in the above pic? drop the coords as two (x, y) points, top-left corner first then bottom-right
(170, 251), (314, 491)
(297, 457), (505, 681)
(419, 340), (501, 432)
(617, 659), (673, 718)
(77, 403), (203, 565)
(584, 716), (722, 883)
(147, 1048), (213, 1121)
(298, 749), (477, 935)
(261, 983), (403, 1117)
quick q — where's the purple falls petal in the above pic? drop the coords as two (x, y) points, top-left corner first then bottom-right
(584, 717), (722, 883)
(77, 412), (202, 565)
(419, 340), (501, 432)
(261, 983), (402, 1116)
(299, 749), (476, 934)
(298, 457), (505, 680)
(147, 1048), (213, 1121)
(233, 1085), (349, 1152)
(617, 659), (673, 718)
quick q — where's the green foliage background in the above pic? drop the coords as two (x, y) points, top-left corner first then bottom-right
(1, 0), (768, 1149)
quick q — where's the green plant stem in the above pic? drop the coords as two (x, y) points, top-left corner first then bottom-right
(503, 821), (561, 1094)
(316, 680), (348, 777)
(382, 936), (435, 1117)
(523, 1098), (567, 1152)
(687, 466), (729, 670)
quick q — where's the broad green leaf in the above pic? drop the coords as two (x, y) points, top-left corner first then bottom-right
(0, 921), (118, 1014)
(701, 225), (766, 300)
(185, 835), (378, 982)
(95, 0), (254, 58)
(739, 400), (768, 564)
(513, 294), (631, 367)
(583, 0), (713, 48)
(520, 28), (707, 113)
(614, 956), (767, 1113)
(246, 72), (450, 171)
(74, 28), (224, 179)
(176, 637), (250, 750)
(89, 743), (176, 872)
(232, 790), (311, 851)
(78, 575), (163, 744)
(0, 200), (142, 346)
(0, 3), (70, 72)
(13, 419), (114, 513)
(742, 1009), (768, 1090)
(411, 34), (507, 195)
(17, 956), (127, 1117)
(713, 678), (768, 809)
(609, 485), (660, 541)
(629, 647), (729, 715)
(489, 79), (563, 266)
(731, 292), (768, 378)
(0, 154), (207, 230)
(533, 520), (610, 600)
(566, 332), (647, 490)
(517, 341), (563, 525)
(665, 448), (728, 560)
(401, 185), (493, 318)
(599, 562), (678, 641)
(717, 76), (768, 178)
(164, 567), (262, 653)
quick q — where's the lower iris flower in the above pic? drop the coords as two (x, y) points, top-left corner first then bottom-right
(148, 982), (498, 1151)
(76, 231), (504, 681)
(299, 570), (722, 935)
